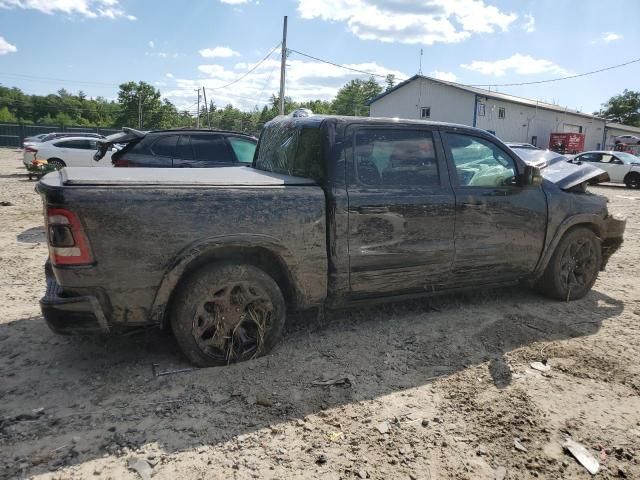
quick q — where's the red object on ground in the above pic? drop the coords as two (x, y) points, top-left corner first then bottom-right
(549, 132), (585, 154)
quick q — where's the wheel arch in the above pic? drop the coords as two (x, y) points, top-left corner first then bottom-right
(623, 170), (640, 184)
(533, 214), (603, 279)
(47, 157), (66, 166)
(150, 235), (302, 328)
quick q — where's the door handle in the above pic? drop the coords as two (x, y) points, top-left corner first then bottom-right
(355, 206), (390, 214)
(461, 201), (485, 209)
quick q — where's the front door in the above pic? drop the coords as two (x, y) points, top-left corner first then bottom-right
(441, 131), (547, 285)
(346, 126), (456, 296)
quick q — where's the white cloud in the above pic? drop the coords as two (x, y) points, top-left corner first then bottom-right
(430, 70), (457, 82)
(199, 46), (240, 58)
(148, 40), (155, 48)
(165, 73), (174, 79)
(602, 32), (622, 43)
(522, 13), (535, 33)
(0, 0), (135, 19)
(145, 51), (179, 59)
(461, 53), (570, 77)
(297, 0), (517, 45)
(163, 54), (407, 111)
(0, 36), (17, 55)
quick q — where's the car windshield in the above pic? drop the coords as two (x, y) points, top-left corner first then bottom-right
(616, 152), (640, 164)
(253, 121), (324, 182)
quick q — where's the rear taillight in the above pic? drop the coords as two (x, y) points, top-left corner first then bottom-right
(113, 158), (130, 167)
(46, 208), (93, 266)
(25, 146), (37, 153)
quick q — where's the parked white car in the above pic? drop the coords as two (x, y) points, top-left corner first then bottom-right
(571, 150), (640, 188)
(23, 137), (113, 171)
(614, 134), (640, 145)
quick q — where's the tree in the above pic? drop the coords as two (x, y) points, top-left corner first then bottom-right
(331, 77), (383, 116)
(116, 81), (163, 129)
(0, 106), (17, 122)
(597, 89), (640, 126)
(385, 74), (396, 92)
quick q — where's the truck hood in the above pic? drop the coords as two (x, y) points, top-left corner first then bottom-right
(511, 148), (609, 191)
(42, 166), (317, 187)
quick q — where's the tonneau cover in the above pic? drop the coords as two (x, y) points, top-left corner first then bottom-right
(47, 166), (317, 187)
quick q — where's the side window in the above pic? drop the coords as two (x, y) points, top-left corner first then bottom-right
(228, 137), (257, 163)
(56, 140), (92, 149)
(478, 103), (486, 117)
(578, 153), (600, 162)
(600, 154), (614, 163)
(354, 129), (439, 187)
(190, 134), (234, 162)
(151, 135), (178, 157)
(445, 133), (518, 187)
(175, 135), (193, 160)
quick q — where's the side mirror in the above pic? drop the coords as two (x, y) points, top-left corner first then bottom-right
(523, 165), (543, 186)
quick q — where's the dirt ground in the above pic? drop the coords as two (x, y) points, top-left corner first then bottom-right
(1, 147), (639, 480)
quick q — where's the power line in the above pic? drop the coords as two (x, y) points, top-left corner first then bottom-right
(289, 48), (640, 89)
(288, 48), (390, 79)
(466, 57), (640, 87)
(205, 42), (281, 91)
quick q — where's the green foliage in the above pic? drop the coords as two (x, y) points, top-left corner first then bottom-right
(597, 89), (640, 126)
(0, 76), (387, 133)
(331, 77), (382, 116)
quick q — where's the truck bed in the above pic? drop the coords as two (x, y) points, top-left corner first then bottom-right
(38, 167), (327, 328)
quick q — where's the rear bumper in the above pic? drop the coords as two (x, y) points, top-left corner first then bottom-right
(40, 263), (109, 335)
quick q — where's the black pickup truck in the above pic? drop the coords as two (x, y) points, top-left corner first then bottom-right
(37, 115), (625, 366)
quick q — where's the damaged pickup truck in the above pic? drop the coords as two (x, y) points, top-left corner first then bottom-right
(37, 116), (625, 366)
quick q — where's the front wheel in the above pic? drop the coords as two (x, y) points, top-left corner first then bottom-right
(170, 262), (286, 367)
(536, 227), (601, 301)
(47, 158), (65, 170)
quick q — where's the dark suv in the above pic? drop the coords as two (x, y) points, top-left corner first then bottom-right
(95, 128), (258, 167)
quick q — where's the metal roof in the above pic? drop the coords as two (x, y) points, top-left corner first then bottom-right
(368, 74), (604, 120)
(606, 123), (640, 134)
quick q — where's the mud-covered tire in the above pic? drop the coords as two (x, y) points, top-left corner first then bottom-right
(170, 262), (286, 367)
(536, 227), (601, 301)
(624, 172), (640, 189)
(47, 158), (65, 170)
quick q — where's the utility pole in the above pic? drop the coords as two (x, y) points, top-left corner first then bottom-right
(279, 15), (288, 116)
(418, 48), (423, 75)
(195, 88), (201, 128)
(202, 86), (211, 128)
(138, 90), (143, 128)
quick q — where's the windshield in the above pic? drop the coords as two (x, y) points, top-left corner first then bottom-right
(616, 152), (640, 164)
(254, 122), (324, 182)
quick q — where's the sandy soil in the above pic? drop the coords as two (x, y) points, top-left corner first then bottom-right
(0, 147), (639, 480)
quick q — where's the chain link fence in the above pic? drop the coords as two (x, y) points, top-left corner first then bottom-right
(0, 123), (121, 147)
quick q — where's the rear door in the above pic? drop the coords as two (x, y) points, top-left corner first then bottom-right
(346, 125), (456, 296)
(54, 139), (94, 167)
(171, 135), (195, 167)
(143, 135), (177, 167)
(442, 131), (547, 285)
(185, 133), (236, 167)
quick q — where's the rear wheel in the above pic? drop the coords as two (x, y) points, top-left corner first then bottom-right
(170, 262), (286, 367)
(47, 158), (65, 170)
(624, 172), (640, 189)
(536, 227), (601, 301)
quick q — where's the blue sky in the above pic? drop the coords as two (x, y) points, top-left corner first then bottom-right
(0, 0), (638, 114)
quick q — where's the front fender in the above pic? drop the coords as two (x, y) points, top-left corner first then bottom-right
(533, 213), (605, 278)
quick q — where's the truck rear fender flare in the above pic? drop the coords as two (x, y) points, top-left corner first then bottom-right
(151, 235), (301, 327)
(533, 213), (603, 278)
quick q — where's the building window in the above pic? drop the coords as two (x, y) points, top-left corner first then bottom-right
(478, 103), (486, 117)
(498, 107), (506, 119)
(531, 136), (537, 146)
(421, 107), (431, 119)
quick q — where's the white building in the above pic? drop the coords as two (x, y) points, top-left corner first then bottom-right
(368, 75), (609, 151)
